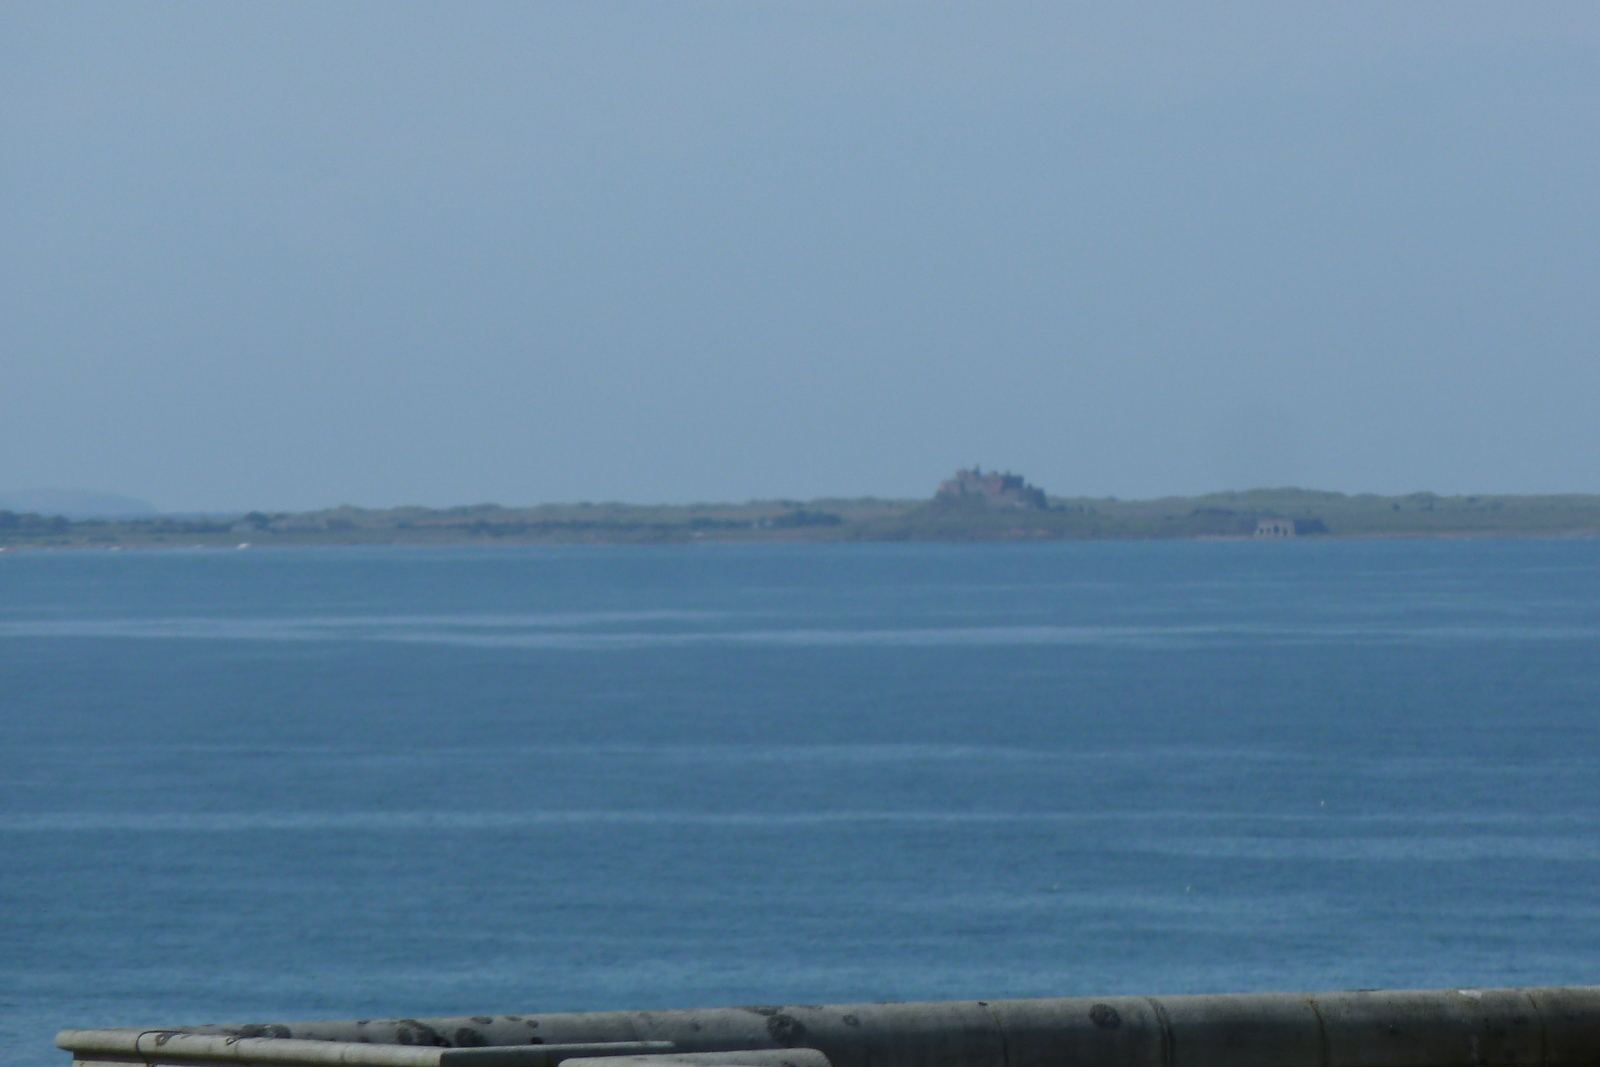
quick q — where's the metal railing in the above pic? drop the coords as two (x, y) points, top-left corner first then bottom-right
(58, 987), (1600, 1067)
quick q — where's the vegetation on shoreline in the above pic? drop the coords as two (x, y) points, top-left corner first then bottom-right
(4, 488), (1600, 548)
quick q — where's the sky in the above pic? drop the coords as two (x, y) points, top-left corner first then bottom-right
(2, 3), (1597, 512)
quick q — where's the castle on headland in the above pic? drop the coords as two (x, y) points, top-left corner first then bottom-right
(934, 467), (1048, 509)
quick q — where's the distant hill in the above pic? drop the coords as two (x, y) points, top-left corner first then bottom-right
(0, 488), (158, 519)
(3, 480), (1600, 546)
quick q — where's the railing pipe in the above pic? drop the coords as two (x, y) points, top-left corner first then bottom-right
(58, 987), (1600, 1067)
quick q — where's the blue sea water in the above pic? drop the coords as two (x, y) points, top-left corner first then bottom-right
(3, 540), (1600, 1066)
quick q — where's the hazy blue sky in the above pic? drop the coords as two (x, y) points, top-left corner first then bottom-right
(3, 3), (1597, 511)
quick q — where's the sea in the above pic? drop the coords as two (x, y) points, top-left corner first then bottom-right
(4, 540), (1600, 1066)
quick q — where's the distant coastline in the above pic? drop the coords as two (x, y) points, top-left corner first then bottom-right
(5, 473), (1600, 548)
